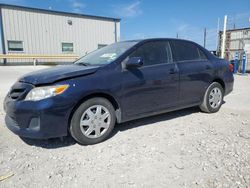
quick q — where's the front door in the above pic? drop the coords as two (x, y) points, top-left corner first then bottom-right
(121, 41), (179, 118)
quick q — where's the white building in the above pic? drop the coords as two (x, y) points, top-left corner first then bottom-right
(218, 28), (250, 61)
(218, 27), (250, 71)
(0, 4), (121, 64)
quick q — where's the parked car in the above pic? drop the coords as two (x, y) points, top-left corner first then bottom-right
(4, 39), (234, 145)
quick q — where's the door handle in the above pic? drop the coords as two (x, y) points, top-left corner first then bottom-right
(169, 68), (177, 74)
(206, 65), (212, 70)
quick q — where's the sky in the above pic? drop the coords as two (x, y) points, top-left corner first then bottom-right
(1, 0), (250, 50)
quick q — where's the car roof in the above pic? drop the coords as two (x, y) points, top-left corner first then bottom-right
(123, 38), (196, 43)
(120, 38), (214, 60)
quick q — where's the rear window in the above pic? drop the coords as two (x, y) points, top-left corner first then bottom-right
(171, 40), (206, 61)
(198, 48), (207, 60)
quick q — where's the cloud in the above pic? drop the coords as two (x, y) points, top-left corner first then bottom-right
(232, 12), (250, 21)
(177, 24), (189, 33)
(227, 12), (250, 29)
(0, 0), (26, 4)
(113, 1), (142, 18)
(68, 0), (86, 13)
(132, 32), (147, 39)
(170, 19), (217, 50)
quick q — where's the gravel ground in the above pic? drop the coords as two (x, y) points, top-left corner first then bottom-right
(0, 66), (250, 188)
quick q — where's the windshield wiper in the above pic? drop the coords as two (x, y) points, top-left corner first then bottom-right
(76, 62), (90, 66)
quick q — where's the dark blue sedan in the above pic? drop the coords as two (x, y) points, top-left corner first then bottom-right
(4, 39), (234, 145)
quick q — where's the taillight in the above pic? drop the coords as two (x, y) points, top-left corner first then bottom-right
(229, 63), (234, 72)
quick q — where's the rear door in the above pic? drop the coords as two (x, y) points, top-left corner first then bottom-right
(121, 41), (179, 118)
(170, 40), (213, 105)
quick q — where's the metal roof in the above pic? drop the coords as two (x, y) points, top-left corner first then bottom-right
(0, 3), (121, 22)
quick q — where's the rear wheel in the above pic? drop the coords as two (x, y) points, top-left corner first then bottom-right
(70, 97), (116, 145)
(199, 82), (224, 113)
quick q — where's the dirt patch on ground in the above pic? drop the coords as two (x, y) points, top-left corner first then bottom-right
(0, 67), (249, 188)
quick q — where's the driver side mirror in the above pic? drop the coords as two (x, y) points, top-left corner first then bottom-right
(126, 57), (143, 68)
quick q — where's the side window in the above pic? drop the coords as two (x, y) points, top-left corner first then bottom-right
(129, 41), (172, 66)
(171, 40), (200, 61)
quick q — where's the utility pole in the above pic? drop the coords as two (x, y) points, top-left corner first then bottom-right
(233, 15), (236, 29)
(176, 33), (179, 39)
(221, 15), (227, 58)
(203, 28), (207, 48)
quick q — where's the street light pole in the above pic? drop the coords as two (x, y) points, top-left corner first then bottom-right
(221, 15), (227, 58)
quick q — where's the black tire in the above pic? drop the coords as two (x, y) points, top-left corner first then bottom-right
(70, 97), (116, 145)
(199, 82), (224, 113)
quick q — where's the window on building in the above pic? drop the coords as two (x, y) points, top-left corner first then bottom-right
(62, 43), (73, 53)
(98, 44), (107, 49)
(129, 41), (172, 66)
(8, 40), (23, 52)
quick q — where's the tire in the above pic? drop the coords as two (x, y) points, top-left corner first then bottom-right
(199, 82), (224, 113)
(70, 97), (116, 145)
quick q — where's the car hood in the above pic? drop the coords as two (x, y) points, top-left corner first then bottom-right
(19, 64), (100, 85)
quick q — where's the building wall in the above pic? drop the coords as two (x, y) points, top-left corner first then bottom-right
(1, 6), (120, 64)
(218, 28), (250, 61)
(218, 28), (250, 71)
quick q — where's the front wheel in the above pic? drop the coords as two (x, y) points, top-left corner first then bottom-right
(199, 82), (224, 113)
(70, 97), (116, 145)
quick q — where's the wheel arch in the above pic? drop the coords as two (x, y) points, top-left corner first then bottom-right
(212, 78), (225, 92)
(68, 92), (122, 130)
(201, 77), (226, 104)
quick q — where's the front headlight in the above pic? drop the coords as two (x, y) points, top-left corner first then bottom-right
(25, 84), (69, 101)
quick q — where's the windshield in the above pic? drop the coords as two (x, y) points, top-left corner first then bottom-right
(75, 41), (138, 66)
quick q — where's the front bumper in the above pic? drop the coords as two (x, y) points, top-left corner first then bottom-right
(4, 95), (74, 139)
(5, 114), (44, 139)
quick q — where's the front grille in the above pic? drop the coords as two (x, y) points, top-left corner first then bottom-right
(8, 82), (34, 100)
